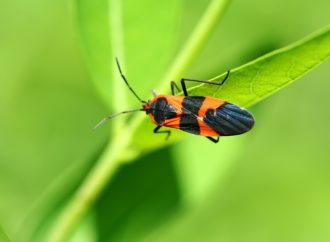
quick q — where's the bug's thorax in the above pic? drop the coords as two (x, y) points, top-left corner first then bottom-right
(143, 95), (178, 125)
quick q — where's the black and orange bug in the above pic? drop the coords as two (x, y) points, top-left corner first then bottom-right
(94, 59), (255, 143)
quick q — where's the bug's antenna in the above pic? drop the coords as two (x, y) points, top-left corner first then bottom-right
(94, 108), (145, 130)
(115, 58), (145, 103)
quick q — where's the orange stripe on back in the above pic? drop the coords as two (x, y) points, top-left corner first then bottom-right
(163, 95), (184, 129)
(197, 97), (225, 136)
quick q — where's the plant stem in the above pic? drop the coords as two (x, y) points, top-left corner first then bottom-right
(158, 0), (230, 92)
(46, 0), (230, 241)
(46, 130), (131, 242)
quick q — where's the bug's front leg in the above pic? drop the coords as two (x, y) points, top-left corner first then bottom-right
(153, 126), (171, 140)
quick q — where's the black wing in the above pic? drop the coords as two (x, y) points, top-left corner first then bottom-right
(203, 103), (255, 136)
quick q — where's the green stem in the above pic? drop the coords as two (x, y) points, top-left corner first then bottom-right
(158, 0), (230, 92)
(46, 131), (131, 242)
(46, 0), (230, 241)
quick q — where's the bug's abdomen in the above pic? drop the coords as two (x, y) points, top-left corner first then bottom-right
(203, 103), (255, 136)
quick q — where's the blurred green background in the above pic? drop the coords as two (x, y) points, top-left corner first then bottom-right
(0, 0), (330, 242)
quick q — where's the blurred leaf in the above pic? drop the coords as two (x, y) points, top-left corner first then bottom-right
(0, 1), (107, 242)
(95, 146), (180, 242)
(187, 25), (330, 107)
(77, 0), (180, 109)
(172, 134), (247, 206)
(76, 0), (113, 107)
(25, 142), (108, 242)
(0, 225), (11, 242)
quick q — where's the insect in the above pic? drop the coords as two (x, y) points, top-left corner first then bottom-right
(94, 59), (255, 143)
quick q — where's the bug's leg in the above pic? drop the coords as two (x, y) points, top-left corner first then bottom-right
(206, 136), (219, 143)
(170, 81), (181, 95)
(153, 126), (171, 140)
(180, 70), (230, 96)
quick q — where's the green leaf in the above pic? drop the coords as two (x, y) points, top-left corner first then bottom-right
(130, 25), (330, 152)
(187, 25), (330, 107)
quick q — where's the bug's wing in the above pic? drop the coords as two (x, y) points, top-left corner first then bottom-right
(203, 103), (255, 136)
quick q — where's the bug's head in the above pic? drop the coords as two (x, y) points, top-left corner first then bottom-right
(142, 100), (152, 114)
